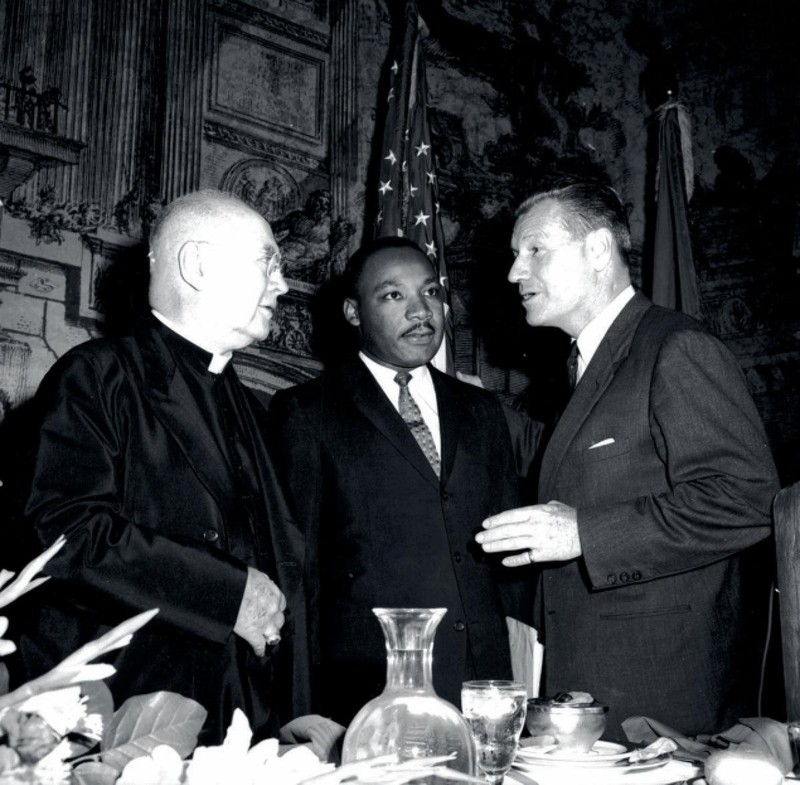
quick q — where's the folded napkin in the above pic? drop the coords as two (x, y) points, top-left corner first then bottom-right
(506, 617), (544, 699)
(621, 715), (793, 773)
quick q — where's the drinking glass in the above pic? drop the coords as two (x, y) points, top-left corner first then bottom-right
(788, 721), (800, 776)
(461, 680), (527, 784)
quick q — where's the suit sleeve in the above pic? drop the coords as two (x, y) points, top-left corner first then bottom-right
(263, 389), (323, 681)
(578, 329), (778, 587)
(499, 404), (544, 480)
(26, 352), (246, 643)
(263, 389), (322, 539)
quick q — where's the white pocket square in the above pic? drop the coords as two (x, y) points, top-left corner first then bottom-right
(588, 437), (615, 450)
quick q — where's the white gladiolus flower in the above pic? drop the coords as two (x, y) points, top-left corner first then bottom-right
(0, 616), (15, 656)
(184, 710), (334, 785)
(19, 687), (87, 737)
(118, 744), (184, 785)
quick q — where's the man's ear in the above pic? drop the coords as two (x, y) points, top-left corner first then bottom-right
(586, 227), (613, 272)
(343, 297), (360, 327)
(177, 240), (205, 291)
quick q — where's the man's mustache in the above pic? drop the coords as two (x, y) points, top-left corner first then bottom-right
(402, 322), (435, 337)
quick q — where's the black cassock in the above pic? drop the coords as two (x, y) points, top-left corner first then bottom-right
(15, 316), (309, 744)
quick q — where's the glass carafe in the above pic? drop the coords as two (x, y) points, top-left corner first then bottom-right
(341, 607), (476, 775)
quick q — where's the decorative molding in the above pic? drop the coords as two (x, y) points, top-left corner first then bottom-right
(4, 187), (103, 245)
(0, 120), (83, 163)
(261, 289), (314, 357)
(203, 120), (327, 174)
(79, 234), (135, 320)
(209, 18), (327, 147)
(221, 158), (301, 222)
(210, 0), (329, 50)
(0, 328), (32, 408)
(0, 119), (84, 200)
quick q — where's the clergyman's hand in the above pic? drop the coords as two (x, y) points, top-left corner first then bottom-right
(233, 566), (286, 657)
(476, 501), (582, 566)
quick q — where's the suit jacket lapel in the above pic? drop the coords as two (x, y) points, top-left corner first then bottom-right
(538, 293), (652, 500)
(342, 358), (440, 489)
(134, 320), (234, 510)
(431, 367), (459, 486)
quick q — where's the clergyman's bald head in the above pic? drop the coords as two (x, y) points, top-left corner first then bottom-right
(147, 189), (287, 355)
(149, 190), (261, 274)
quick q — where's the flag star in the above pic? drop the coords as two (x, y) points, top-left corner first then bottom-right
(387, 87), (395, 103)
(409, 184), (418, 197)
(391, 60), (399, 74)
(440, 274), (449, 287)
(426, 170), (436, 184)
(401, 160), (408, 172)
(379, 180), (393, 195)
(385, 150), (397, 165)
(415, 141), (430, 157)
(425, 240), (436, 257)
(404, 128), (410, 141)
(396, 228), (405, 237)
(435, 201), (440, 213)
(414, 210), (430, 226)
(377, 210), (383, 225)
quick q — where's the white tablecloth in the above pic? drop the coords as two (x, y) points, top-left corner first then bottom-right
(507, 757), (702, 785)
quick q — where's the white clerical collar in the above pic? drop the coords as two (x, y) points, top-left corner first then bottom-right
(151, 309), (231, 373)
(575, 285), (635, 377)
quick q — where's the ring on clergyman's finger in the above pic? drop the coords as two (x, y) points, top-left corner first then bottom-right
(264, 632), (281, 646)
(526, 550), (535, 564)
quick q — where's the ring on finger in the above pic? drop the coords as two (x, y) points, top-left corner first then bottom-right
(526, 550), (535, 564)
(263, 632), (281, 646)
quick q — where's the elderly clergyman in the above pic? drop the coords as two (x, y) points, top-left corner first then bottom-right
(16, 190), (312, 745)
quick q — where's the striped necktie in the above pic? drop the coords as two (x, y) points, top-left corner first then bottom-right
(567, 341), (580, 390)
(394, 371), (440, 478)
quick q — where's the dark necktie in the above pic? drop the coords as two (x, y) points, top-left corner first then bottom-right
(567, 341), (580, 390)
(394, 371), (440, 478)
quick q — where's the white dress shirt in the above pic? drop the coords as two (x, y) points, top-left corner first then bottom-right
(359, 352), (442, 457)
(574, 285), (635, 383)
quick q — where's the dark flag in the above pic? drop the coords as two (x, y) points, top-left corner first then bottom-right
(373, 0), (454, 374)
(650, 101), (702, 318)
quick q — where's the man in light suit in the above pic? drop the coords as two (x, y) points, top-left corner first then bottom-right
(476, 178), (779, 738)
(17, 190), (314, 746)
(266, 237), (535, 725)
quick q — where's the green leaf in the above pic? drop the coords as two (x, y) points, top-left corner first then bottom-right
(81, 681), (115, 723)
(99, 691), (206, 772)
(71, 761), (119, 785)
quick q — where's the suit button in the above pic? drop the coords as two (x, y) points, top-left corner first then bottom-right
(346, 571), (355, 579)
(606, 574), (617, 585)
(619, 572), (630, 583)
(632, 571), (642, 581)
(453, 621), (465, 632)
(203, 529), (219, 543)
(453, 552), (462, 563)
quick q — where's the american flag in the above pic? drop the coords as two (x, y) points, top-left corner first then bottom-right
(374, 0), (454, 374)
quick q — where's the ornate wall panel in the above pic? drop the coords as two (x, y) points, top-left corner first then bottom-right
(202, 0), (332, 393)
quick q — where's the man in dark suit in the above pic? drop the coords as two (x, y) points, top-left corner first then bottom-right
(17, 190), (312, 745)
(266, 237), (535, 725)
(476, 179), (779, 738)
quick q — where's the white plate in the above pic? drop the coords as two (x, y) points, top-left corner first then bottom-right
(516, 740), (631, 767)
